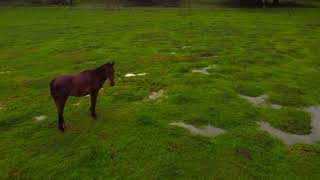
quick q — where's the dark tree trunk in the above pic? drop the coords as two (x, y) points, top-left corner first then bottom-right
(273, 0), (279, 6)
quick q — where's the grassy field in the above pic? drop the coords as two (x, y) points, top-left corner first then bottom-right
(0, 5), (320, 179)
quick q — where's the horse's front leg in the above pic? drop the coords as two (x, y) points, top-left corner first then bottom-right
(90, 91), (98, 119)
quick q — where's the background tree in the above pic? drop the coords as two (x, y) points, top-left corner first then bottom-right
(128, 0), (179, 6)
(105, 0), (122, 9)
(273, 0), (279, 5)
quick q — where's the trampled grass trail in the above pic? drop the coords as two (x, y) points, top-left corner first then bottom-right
(0, 6), (320, 179)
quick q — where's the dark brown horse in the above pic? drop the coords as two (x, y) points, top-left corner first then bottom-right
(50, 62), (115, 132)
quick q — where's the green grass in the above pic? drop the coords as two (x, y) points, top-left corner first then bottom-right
(0, 6), (320, 179)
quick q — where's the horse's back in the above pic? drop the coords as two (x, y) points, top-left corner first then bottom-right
(50, 74), (75, 96)
(53, 74), (74, 86)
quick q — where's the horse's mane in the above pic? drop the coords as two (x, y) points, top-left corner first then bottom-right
(95, 64), (107, 72)
(81, 63), (111, 78)
(90, 63), (109, 80)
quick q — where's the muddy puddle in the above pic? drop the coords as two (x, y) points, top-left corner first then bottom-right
(192, 65), (217, 75)
(170, 122), (225, 137)
(270, 104), (283, 109)
(260, 105), (320, 145)
(239, 94), (283, 109)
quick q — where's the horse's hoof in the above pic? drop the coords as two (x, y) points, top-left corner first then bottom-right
(58, 126), (65, 132)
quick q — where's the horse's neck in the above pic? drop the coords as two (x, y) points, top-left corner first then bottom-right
(94, 68), (107, 83)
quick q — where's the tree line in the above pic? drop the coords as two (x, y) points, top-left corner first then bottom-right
(0, 0), (287, 6)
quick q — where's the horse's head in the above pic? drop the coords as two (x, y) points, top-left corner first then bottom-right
(106, 62), (115, 86)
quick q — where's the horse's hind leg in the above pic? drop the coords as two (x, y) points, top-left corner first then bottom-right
(90, 91), (98, 119)
(54, 95), (68, 132)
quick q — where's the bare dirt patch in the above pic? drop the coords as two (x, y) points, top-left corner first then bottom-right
(260, 105), (320, 145)
(170, 122), (225, 137)
(237, 147), (252, 160)
(97, 132), (110, 140)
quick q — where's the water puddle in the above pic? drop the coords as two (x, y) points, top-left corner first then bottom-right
(239, 94), (268, 106)
(192, 65), (217, 75)
(33, 115), (47, 122)
(148, 89), (164, 100)
(260, 105), (320, 145)
(182, 46), (190, 49)
(239, 94), (283, 109)
(202, 54), (218, 58)
(0, 71), (11, 74)
(83, 61), (96, 65)
(73, 102), (81, 106)
(125, 73), (147, 77)
(271, 104), (283, 109)
(170, 122), (225, 137)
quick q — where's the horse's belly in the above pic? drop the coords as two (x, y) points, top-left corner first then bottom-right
(70, 87), (91, 97)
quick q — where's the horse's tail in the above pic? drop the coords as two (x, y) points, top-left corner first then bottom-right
(50, 79), (56, 98)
